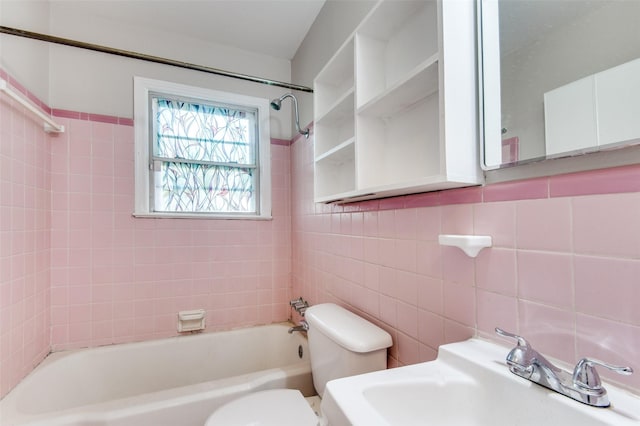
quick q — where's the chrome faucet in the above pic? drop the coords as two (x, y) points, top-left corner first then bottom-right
(495, 328), (633, 407)
(289, 297), (309, 316)
(288, 319), (309, 334)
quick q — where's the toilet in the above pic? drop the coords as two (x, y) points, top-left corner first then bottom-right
(205, 303), (392, 426)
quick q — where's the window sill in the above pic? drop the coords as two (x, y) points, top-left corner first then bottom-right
(132, 212), (273, 220)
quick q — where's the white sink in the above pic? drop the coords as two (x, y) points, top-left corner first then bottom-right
(321, 339), (640, 426)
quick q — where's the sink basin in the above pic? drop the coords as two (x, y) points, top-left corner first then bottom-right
(321, 339), (640, 426)
(363, 379), (480, 425)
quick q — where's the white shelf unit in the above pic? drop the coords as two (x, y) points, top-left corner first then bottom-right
(314, 39), (357, 201)
(313, 0), (482, 203)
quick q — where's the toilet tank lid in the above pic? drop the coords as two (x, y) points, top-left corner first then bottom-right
(305, 303), (392, 353)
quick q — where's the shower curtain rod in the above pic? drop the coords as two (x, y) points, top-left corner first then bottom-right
(0, 25), (314, 93)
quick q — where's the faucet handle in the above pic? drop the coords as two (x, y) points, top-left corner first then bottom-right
(289, 297), (304, 307)
(495, 328), (538, 377)
(572, 358), (634, 391)
(495, 327), (530, 348)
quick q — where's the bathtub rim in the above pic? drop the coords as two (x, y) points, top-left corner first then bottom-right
(1, 322), (312, 426)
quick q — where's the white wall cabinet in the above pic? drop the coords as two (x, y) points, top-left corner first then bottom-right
(544, 76), (598, 156)
(596, 58), (640, 146)
(544, 57), (640, 156)
(313, 0), (482, 203)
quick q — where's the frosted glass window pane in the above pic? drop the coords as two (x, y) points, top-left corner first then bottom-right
(151, 97), (258, 214)
(153, 161), (254, 213)
(154, 98), (255, 164)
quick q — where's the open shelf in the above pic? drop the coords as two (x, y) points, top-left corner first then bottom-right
(357, 95), (441, 189)
(357, 55), (439, 118)
(314, 90), (355, 156)
(316, 89), (354, 126)
(315, 137), (355, 163)
(356, 0), (438, 109)
(315, 39), (354, 119)
(315, 142), (356, 200)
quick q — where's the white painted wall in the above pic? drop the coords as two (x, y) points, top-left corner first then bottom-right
(3, 0), (377, 139)
(291, 0), (376, 129)
(501, 1), (640, 161)
(48, 3), (295, 139)
(0, 0), (50, 102)
(2, 1), (298, 139)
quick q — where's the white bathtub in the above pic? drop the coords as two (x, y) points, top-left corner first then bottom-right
(0, 323), (313, 426)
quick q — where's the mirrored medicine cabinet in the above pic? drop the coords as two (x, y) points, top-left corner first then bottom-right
(479, 0), (640, 178)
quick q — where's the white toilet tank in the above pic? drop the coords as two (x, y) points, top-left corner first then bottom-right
(304, 303), (392, 397)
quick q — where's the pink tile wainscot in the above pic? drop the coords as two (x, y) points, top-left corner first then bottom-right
(291, 124), (640, 393)
(4, 69), (640, 398)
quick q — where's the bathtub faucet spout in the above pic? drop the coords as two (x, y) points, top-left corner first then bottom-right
(288, 320), (309, 334)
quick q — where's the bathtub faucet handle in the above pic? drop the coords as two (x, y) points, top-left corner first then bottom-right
(289, 297), (309, 316)
(289, 297), (304, 307)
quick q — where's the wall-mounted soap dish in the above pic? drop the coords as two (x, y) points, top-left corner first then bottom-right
(177, 309), (205, 332)
(438, 234), (492, 258)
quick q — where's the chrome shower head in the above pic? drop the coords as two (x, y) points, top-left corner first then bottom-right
(270, 98), (282, 111)
(270, 93), (309, 139)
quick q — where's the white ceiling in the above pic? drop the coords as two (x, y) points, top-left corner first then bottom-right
(58, 0), (327, 60)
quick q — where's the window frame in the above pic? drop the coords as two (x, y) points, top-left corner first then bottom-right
(133, 76), (271, 219)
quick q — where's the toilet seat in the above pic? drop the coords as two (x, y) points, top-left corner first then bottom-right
(204, 389), (318, 426)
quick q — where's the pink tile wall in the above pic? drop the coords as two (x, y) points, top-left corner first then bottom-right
(291, 130), (640, 393)
(3, 67), (640, 400)
(1, 70), (293, 397)
(0, 76), (52, 397)
(49, 117), (292, 351)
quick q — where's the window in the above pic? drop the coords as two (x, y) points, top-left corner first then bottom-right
(134, 77), (271, 219)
